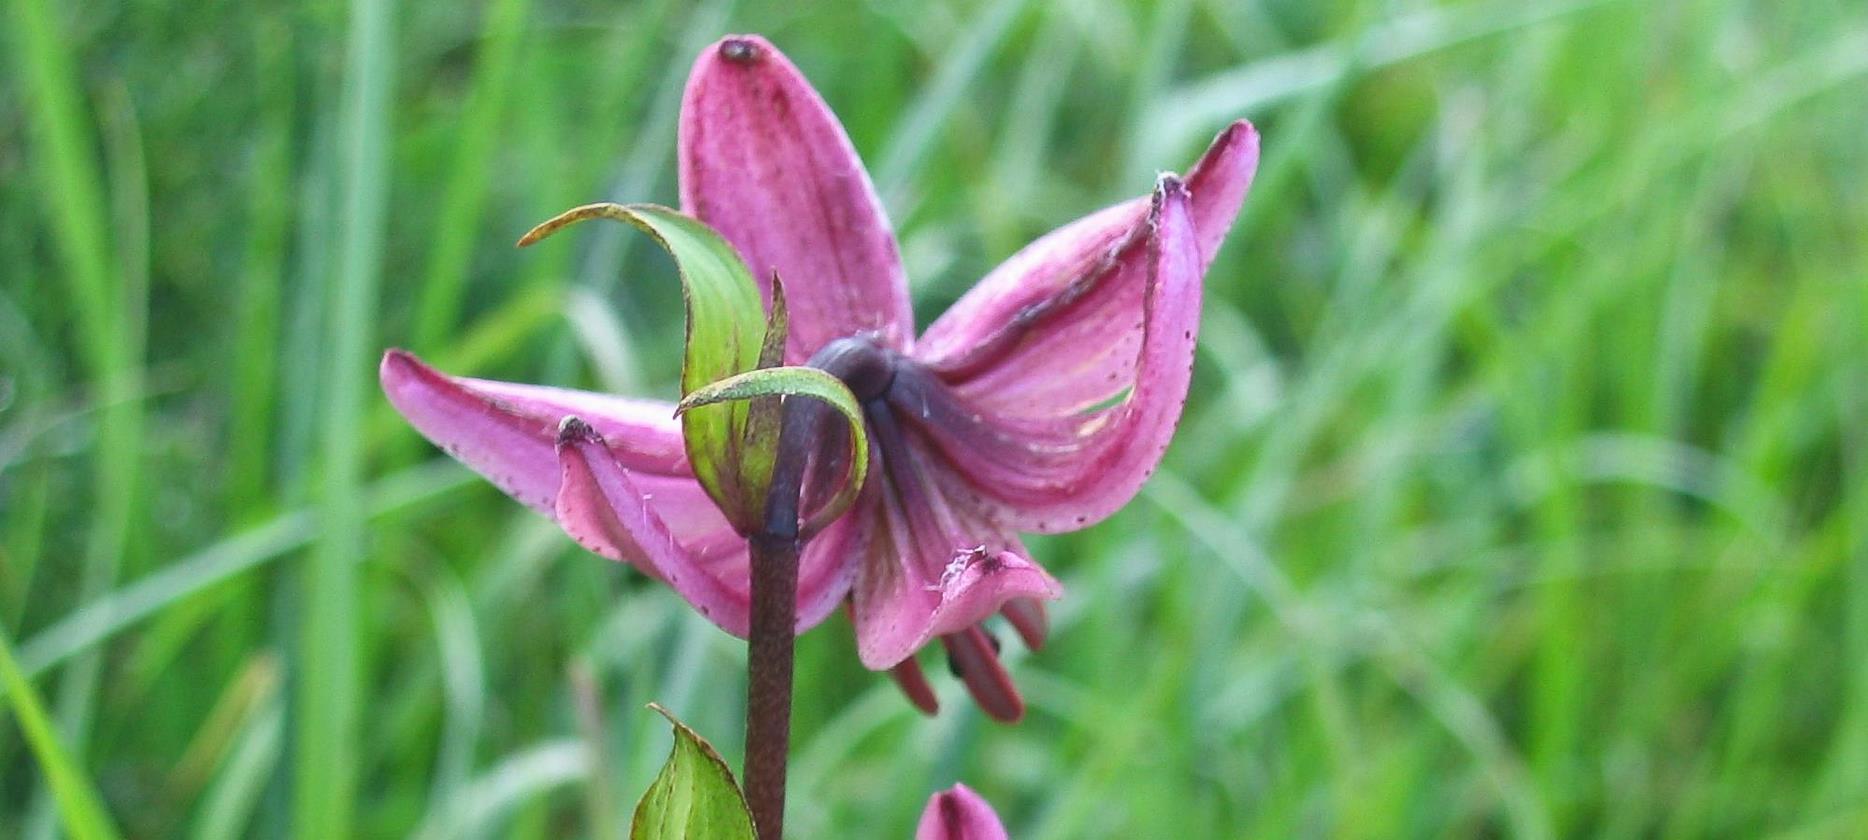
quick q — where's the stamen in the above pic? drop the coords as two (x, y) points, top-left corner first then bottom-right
(1001, 598), (1049, 650)
(941, 627), (1024, 723)
(888, 656), (940, 716)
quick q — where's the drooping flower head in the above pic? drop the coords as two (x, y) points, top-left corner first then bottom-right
(381, 35), (1258, 721)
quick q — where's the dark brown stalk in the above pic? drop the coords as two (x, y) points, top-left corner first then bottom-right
(742, 395), (821, 840)
(743, 531), (798, 840)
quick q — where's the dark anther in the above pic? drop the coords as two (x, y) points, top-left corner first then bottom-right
(808, 337), (897, 402)
(942, 628), (1025, 722)
(719, 38), (761, 64)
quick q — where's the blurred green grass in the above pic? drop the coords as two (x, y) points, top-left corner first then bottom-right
(4, 0), (1868, 836)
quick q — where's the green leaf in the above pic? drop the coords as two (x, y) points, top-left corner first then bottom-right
(677, 365), (871, 536)
(520, 203), (771, 532)
(0, 627), (125, 840)
(736, 276), (791, 526)
(630, 704), (756, 840)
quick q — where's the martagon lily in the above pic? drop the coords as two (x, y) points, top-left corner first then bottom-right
(380, 35), (1258, 722)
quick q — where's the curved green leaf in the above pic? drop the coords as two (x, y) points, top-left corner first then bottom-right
(677, 365), (870, 536)
(630, 704), (755, 840)
(520, 203), (771, 532)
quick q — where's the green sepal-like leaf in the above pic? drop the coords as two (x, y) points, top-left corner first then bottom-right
(736, 275), (790, 525)
(520, 203), (770, 533)
(677, 365), (870, 536)
(630, 704), (756, 840)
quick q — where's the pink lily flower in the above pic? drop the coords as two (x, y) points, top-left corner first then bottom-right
(915, 783), (1008, 840)
(380, 35), (1257, 721)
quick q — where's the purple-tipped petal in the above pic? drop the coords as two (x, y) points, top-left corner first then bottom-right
(848, 410), (1062, 670)
(1185, 119), (1262, 265)
(893, 173), (1210, 534)
(916, 783), (1010, 840)
(913, 120), (1258, 418)
(380, 349), (858, 635)
(380, 349), (688, 514)
(679, 34), (913, 359)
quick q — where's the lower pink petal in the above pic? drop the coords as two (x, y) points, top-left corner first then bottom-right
(381, 349), (855, 634)
(556, 418), (754, 632)
(926, 551), (1062, 639)
(848, 412), (1061, 669)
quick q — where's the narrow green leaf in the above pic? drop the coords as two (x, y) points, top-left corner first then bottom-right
(519, 203), (770, 532)
(630, 704), (756, 840)
(677, 366), (871, 535)
(299, 0), (395, 834)
(0, 628), (124, 840)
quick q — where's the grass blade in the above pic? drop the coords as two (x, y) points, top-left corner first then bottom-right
(296, 0), (395, 834)
(0, 627), (124, 840)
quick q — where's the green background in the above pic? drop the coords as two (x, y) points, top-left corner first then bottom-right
(4, 0), (1867, 836)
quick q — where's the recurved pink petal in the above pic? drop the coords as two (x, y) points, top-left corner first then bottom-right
(892, 173), (1208, 534)
(379, 349), (857, 635)
(556, 417), (754, 632)
(380, 349), (687, 515)
(913, 120), (1258, 419)
(849, 410), (1061, 670)
(916, 783), (1010, 840)
(926, 551), (1063, 640)
(679, 35), (913, 359)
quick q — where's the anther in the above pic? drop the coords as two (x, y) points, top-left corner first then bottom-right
(942, 627), (1024, 722)
(889, 657), (940, 716)
(1001, 598), (1049, 650)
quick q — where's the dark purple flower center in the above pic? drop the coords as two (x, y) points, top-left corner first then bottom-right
(808, 336), (898, 403)
(787, 335), (1037, 721)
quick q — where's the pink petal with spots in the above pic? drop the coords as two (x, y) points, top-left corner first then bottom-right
(891, 173), (1210, 533)
(380, 349), (687, 515)
(380, 349), (856, 635)
(914, 120), (1258, 419)
(679, 34), (913, 359)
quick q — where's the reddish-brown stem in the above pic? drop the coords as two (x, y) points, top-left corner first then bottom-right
(743, 531), (798, 840)
(743, 341), (885, 839)
(743, 393), (822, 840)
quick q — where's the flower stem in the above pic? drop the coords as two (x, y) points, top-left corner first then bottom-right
(743, 396), (820, 840)
(744, 532), (797, 840)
